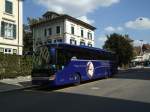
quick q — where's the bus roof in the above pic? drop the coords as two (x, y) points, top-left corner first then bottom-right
(46, 43), (115, 55)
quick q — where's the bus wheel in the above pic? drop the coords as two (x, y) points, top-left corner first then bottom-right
(74, 74), (81, 86)
(105, 74), (109, 79)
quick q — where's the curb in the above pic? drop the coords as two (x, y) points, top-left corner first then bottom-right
(118, 69), (131, 74)
(0, 85), (39, 93)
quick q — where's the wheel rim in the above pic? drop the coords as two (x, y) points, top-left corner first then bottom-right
(74, 74), (80, 85)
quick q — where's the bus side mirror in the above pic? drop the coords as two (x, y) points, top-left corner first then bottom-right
(71, 56), (77, 60)
(61, 65), (64, 70)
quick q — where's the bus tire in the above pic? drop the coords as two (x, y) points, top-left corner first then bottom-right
(104, 72), (109, 79)
(105, 75), (109, 79)
(74, 73), (81, 86)
(105, 69), (109, 79)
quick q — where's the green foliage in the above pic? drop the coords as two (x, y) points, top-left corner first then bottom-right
(27, 17), (39, 25)
(0, 54), (32, 79)
(23, 17), (39, 53)
(103, 33), (134, 67)
(23, 25), (33, 53)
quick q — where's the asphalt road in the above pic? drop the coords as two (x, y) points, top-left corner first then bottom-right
(0, 68), (150, 112)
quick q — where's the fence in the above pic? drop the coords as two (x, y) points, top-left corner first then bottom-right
(0, 54), (32, 79)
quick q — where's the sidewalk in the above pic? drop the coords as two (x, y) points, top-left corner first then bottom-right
(0, 76), (35, 93)
(118, 68), (131, 74)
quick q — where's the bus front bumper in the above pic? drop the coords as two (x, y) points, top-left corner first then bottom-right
(32, 77), (56, 86)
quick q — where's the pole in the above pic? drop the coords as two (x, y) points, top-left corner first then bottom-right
(140, 40), (143, 56)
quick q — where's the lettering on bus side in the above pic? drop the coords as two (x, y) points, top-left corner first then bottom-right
(101, 62), (110, 67)
(74, 65), (86, 68)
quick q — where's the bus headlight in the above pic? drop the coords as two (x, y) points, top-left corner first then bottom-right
(49, 75), (56, 80)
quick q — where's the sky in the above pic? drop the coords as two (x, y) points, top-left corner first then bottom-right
(23, 0), (150, 48)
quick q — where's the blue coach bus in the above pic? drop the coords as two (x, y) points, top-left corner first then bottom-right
(32, 43), (118, 86)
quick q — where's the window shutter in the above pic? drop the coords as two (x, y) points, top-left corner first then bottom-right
(5, 1), (13, 14)
(13, 24), (16, 39)
(56, 26), (60, 34)
(81, 29), (84, 37)
(71, 26), (74, 34)
(1, 21), (5, 37)
(48, 28), (52, 35)
(44, 29), (47, 36)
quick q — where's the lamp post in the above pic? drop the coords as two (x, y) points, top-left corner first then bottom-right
(140, 40), (143, 56)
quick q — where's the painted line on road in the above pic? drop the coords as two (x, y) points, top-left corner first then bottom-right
(91, 87), (100, 90)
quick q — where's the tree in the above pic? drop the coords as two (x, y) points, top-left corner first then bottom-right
(23, 24), (33, 54)
(23, 17), (39, 54)
(27, 17), (39, 25)
(103, 33), (134, 67)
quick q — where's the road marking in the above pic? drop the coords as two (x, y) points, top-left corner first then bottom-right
(91, 87), (100, 90)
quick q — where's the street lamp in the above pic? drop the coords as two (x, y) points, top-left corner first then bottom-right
(140, 40), (143, 56)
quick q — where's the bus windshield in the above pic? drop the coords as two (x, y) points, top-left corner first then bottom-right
(32, 46), (66, 72)
(33, 46), (52, 69)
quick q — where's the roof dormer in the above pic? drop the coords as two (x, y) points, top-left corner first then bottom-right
(42, 11), (60, 20)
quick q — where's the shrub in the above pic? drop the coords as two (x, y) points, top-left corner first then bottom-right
(0, 54), (32, 79)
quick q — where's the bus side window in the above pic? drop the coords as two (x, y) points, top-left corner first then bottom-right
(50, 48), (56, 64)
(57, 49), (70, 67)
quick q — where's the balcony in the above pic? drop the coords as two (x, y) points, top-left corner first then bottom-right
(47, 34), (64, 40)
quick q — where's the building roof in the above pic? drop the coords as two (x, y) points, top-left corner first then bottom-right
(31, 11), (96, 30)
(42, 11), (60, 17)
(144, 49), (150, 53)
(142, 44), (150, 51)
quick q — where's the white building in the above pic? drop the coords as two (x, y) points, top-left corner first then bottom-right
(31, 11), (96, 51)
(132, 56), (143, 62)
(132, 50), (150, 62)
(0, 0), (23, 55)
(143, 50), (150, 61)
(131, 50), (150, 67)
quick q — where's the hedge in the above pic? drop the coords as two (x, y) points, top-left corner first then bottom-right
(0, 54), (32, 79)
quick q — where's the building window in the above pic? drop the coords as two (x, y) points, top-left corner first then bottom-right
(56, 26), (61, 34)
(1, 21), (16, 39)
(80, 41), (85, 46)
(44, 29), (47, 37)
(57, 39), (63, 43)
(48, 40), (52, 44)
(88, 44), (92, 47)
(5, 0), (13, 14)
(4, 48), (12, 54)
(48, 28), (52, 35)
(0, 48), (4, 53)
(81, 29), (84, 37)
(70, 39), (76, 45)
(54, 40), (57, 43)
(71, 26), (74, 35)
(88, 32), (92, 40)
(13, 49), (17, 54)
